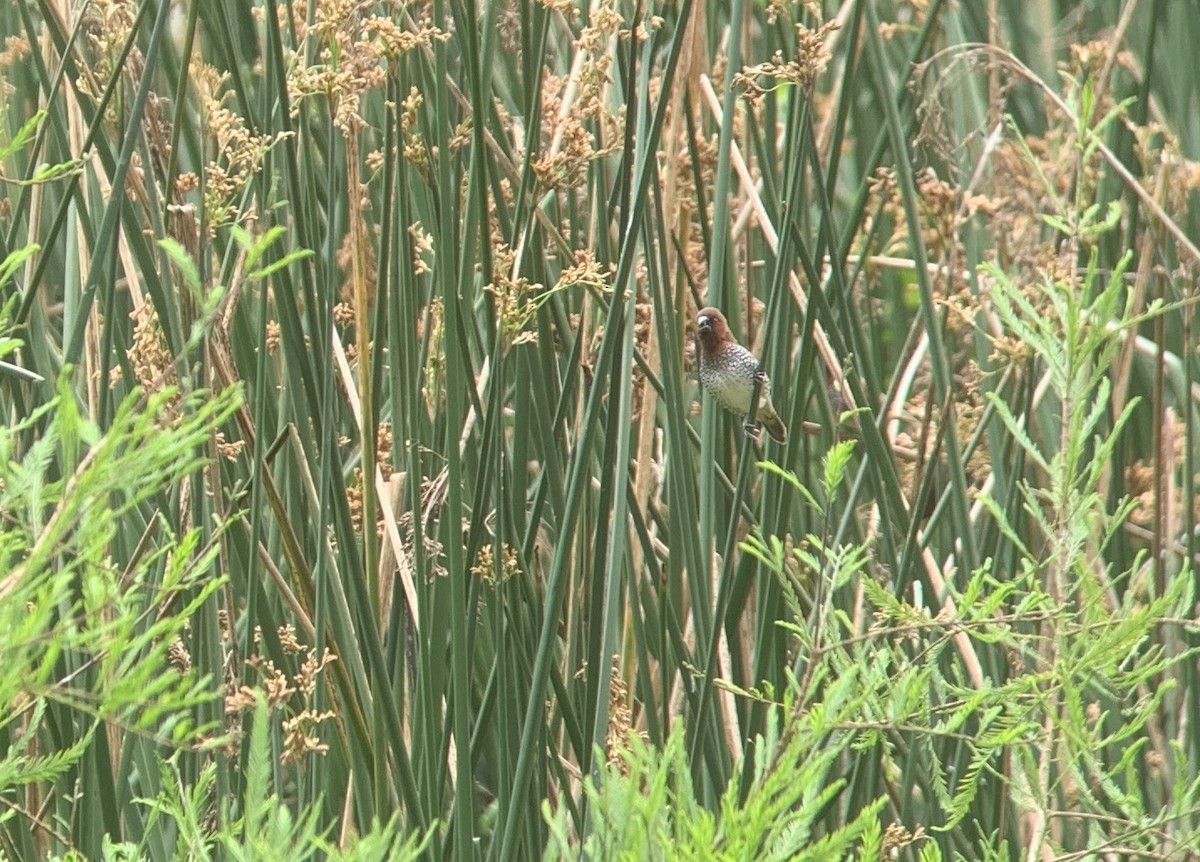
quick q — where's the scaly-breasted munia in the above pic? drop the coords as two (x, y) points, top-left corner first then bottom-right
(696, 306), (788, 444)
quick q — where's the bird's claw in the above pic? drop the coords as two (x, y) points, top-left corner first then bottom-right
(743, 421), (763, 440)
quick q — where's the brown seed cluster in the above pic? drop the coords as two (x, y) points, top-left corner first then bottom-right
(471, 543), (521, 585)
(178, 64), (287, 233)
(485, 245), (612, 351)
(1124, 413), (1198, 536)
(878, 0), (934, 41)
(399, 88), (432, 179)
(127, 304), (175, 395)
(168, 638), (192, 674)
(603, 656), (643, 772)
(213, 431), (246, 463)
(530, 2), (623, 191)
(421, 297), (445, 413)
(735, 5), (839, 99)
(484, 241), (543, 350)
(409, 222), (435, 276)
(224, 624), (339, 766)
(346, 421), (395, 535)
(882, 822), (928, 855)
(0, 35), (31, 99)
(336, 226), (379, 310)
(74, 0), (137, 106)
(286, 0), (447, 133)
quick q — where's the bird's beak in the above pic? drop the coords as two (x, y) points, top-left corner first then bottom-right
(697, 316), (711, 333)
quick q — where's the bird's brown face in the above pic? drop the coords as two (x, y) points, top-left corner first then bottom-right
(696, 307), (730, 355)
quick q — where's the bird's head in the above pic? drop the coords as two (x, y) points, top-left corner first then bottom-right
(696, 306), (732, 355)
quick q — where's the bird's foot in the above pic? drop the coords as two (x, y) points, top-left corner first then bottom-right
(743, 420), (764, 441)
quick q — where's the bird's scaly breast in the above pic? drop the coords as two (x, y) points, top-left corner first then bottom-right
(700, 345), (768, 415)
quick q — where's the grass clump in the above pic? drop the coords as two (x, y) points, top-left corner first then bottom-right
(3, 0), (1200, 859)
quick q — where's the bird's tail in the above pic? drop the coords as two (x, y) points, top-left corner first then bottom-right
(758, 404), (788, 444)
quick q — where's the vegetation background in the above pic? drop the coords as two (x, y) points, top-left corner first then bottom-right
(1, 0), (1198, 859)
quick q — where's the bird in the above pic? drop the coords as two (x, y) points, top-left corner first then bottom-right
(695, 306), (788, 444)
